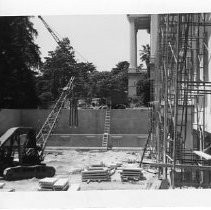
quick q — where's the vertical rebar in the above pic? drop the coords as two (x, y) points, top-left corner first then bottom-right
(172, 14), (181, 189)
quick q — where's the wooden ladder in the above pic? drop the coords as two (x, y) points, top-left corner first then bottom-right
(102, 108), (111, 149)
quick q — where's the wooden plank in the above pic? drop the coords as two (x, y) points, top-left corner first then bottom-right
(122, 168), (142, 171)
(88, 167), (105, 171)
(121, 171), (142, 174)
(142, 161), (211, 171)
(82, 175), (109, 179)
(82, 178), (110, 182)
(82, 172), (109, 176)
(193, 151), (211, 160)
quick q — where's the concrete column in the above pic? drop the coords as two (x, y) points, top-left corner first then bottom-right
(150, 15), (159, 65)
(129, 19), (137, 71)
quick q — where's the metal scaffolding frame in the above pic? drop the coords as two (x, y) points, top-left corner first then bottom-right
(149, 13), (211, 188)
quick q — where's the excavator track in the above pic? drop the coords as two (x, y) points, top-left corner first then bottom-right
(3, 165), (55, 181)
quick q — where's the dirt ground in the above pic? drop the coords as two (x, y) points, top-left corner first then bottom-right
(1, 149), (158, 191)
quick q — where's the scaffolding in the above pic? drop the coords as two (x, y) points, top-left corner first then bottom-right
(149, 13), (211, 188)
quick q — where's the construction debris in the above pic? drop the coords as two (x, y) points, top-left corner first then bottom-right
(120, 168), (144, 182)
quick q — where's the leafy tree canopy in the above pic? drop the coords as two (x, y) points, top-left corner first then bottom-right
(0, 16), (41, 108)
(36, 37), (96, 107)
(136, 44), (151, 106)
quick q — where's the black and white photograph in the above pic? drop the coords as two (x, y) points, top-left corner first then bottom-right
(1, 0), (211, 208)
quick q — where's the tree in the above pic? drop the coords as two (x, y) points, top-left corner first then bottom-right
(0, 16), (41, 108)
(136, 73), (150, 106)
(74, 61), (96, 98)
(111, 61), (129, 91)
(37, 37), (96, 107)
(87, 61), (129, 105)
(39, 37), (76, 100)
(139, 44), (150, 76)
(136, 44), (151, 106)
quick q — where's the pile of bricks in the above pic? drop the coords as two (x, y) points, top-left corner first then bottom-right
(120, 168), (144, 182)
(82, 166), (111, 183)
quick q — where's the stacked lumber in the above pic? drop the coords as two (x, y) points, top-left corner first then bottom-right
(53, 178), (69, 191)
(38, 177), (58, 191)
(38, 177), (70, 191)
(120, 168), (144, 182)
(82, 167), (111, 182)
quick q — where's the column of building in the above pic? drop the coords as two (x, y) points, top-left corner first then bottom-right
(128, 17), (138, 98)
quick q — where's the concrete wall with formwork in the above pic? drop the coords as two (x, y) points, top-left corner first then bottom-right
(0, 109), (21, 135)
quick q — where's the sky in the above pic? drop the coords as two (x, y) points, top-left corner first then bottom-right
(31, 15), (150, 71)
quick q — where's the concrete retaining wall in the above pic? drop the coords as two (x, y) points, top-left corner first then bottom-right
(0, 109), (21, 135)
(20, 109), (149, 134)
(111, 109), (149, 134)
(20, 109), (106, 134)
(46, 134), (148, 148)
(0, 108), (149, 148)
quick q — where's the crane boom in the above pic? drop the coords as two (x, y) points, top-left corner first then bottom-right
(38, 15), (71, 55)
(38, 16), (61, 46)
(36, 76), (74, 159)
(37, 15), (78, 159)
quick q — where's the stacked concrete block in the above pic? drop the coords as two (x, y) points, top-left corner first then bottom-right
(120, 168), (144, 182)
(82, 167), (111, 182)
(38, 177), (70, 191)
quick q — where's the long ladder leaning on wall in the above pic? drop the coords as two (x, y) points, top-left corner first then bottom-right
(102, 107), (111, 150)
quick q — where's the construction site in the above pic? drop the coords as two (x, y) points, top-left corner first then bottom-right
(1, 12), (211, 193)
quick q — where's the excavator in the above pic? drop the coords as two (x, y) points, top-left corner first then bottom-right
(0, 77), (74, 180)
(0, 16), (77, 180)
